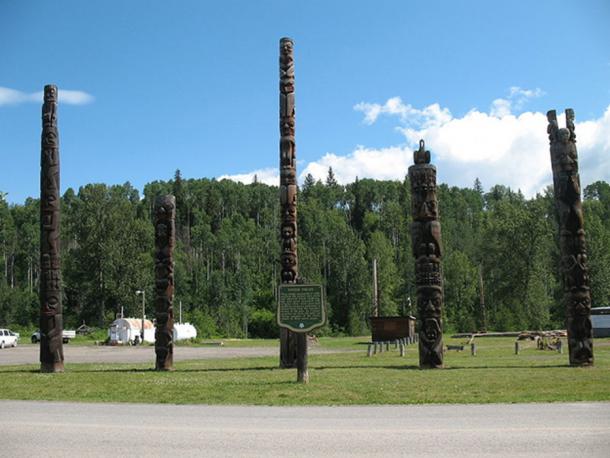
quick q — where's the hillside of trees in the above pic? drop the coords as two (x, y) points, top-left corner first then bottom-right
(1, 170), (609, 337)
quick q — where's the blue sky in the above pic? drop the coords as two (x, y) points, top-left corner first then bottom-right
(1, 0), (609, 203)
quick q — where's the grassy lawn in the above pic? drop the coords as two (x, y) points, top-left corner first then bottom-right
(1, 337), (609, 405)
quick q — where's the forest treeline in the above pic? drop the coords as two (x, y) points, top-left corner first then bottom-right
(1, 170), (609, 337)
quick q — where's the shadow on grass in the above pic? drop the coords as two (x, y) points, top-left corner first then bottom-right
(0, 366), (282, 374)
(1, 362), (572, 375)
(312, 363), (570, 371)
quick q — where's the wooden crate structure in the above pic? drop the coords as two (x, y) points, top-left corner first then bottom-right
(370, 316), (416, 342)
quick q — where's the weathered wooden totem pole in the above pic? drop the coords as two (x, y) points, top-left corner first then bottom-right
(409, 140), (444, 369)
(154, 195), (176, 371)
(39, 84), (64, 373)
(279, 37), (299, 368)
(547, 109), (594, 366)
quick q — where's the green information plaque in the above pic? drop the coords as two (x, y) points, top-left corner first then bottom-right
(277, 284), (325, 333)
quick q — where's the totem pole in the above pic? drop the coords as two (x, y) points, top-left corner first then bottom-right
(279, 37), (299, 369)
(547, 109), (593, 366)
(40, 84), (64, 373)
(154, 195), (176, 371)
(409, 140), (444, 369)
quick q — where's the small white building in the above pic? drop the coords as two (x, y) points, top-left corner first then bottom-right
(173, 322), (197, 341)
(592, 307), (610, 338)
(109, 318), (155, 344)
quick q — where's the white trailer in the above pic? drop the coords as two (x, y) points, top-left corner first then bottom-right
(173, 322), (197, 341)
(108, 318), (155, 345)
(591, 307), (610, 338)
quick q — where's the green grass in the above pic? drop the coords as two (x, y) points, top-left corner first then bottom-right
(2, 337), (609, 405)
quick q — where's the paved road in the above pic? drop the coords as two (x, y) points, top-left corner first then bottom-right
(1, 401), (609, 457)
(0, 343), (344, 366)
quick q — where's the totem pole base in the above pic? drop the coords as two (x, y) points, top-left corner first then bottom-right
(569, 361), (594, 368)
(419, 363), (443, 370)
(280, 327), (297, 368)
(40, 362), (64, 373)
(155, 365), (175, 372)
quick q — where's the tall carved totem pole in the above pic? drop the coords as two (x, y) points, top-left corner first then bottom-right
(547, 109), (594, 366)
(40, 84), (64, 373)
(154, 195), (176, 371)
(279, 37), (298, 368)
(409, 140), (444, 369)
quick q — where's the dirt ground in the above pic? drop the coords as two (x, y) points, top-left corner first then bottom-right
(0, 343), (343, 366)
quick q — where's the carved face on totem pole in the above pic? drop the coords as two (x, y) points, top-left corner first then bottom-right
(417, 286), (443, 366)
(569, 289), (591, 316)
(281, 166), (296, 184)
(280, 136), (295, 167)
(281, 38), (293, 56)
(283, 204), (296, 223)
(280, 184), (297, 207)
(418, 287), (442, 317)
(410, 167), (438, 220)
(279, 40), (294, 94)
(280, 116), (295, 136)
(411, 221), (442, 259)
(281, 223), (295, 241)
(42, 294), (59, 316)
(44, 85), (57, 102)
(281, 252), (297, 283)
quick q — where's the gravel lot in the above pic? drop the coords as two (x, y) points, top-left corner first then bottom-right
(0, 343), (343, 366)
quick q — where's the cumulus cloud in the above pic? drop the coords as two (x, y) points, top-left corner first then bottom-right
(0, 86), (94, 106)
(222, 88), (609, 197)
(354, 97), (451, 127)
(300, 147), (412, 184)
(342, 88), (609, 196)
(219, 167), (279, 186)
(490, 86), (544, 118)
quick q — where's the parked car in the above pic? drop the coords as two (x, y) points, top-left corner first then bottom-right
(0, 328), (19, 349)
(31, 329), (76, 344)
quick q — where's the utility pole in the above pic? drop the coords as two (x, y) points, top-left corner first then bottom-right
(136, 290), (145, 342)
(479, 265), (487, 332)
(372, 258), (379, 317)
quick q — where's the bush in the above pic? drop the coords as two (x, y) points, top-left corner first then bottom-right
(189, 309), (218, 339)
(248, 309), (279, 339)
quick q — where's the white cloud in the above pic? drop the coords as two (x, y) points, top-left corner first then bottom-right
(0, 86), (94, 106)
(490, 86), (544, 118)
(300, 147), (412, 184)
(346, 89), (609, 196)
(0, 87), (28, 105)
(354, 97), (451, 127)
(219, 88), (610, 197)
(219, 167), (279, 186)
